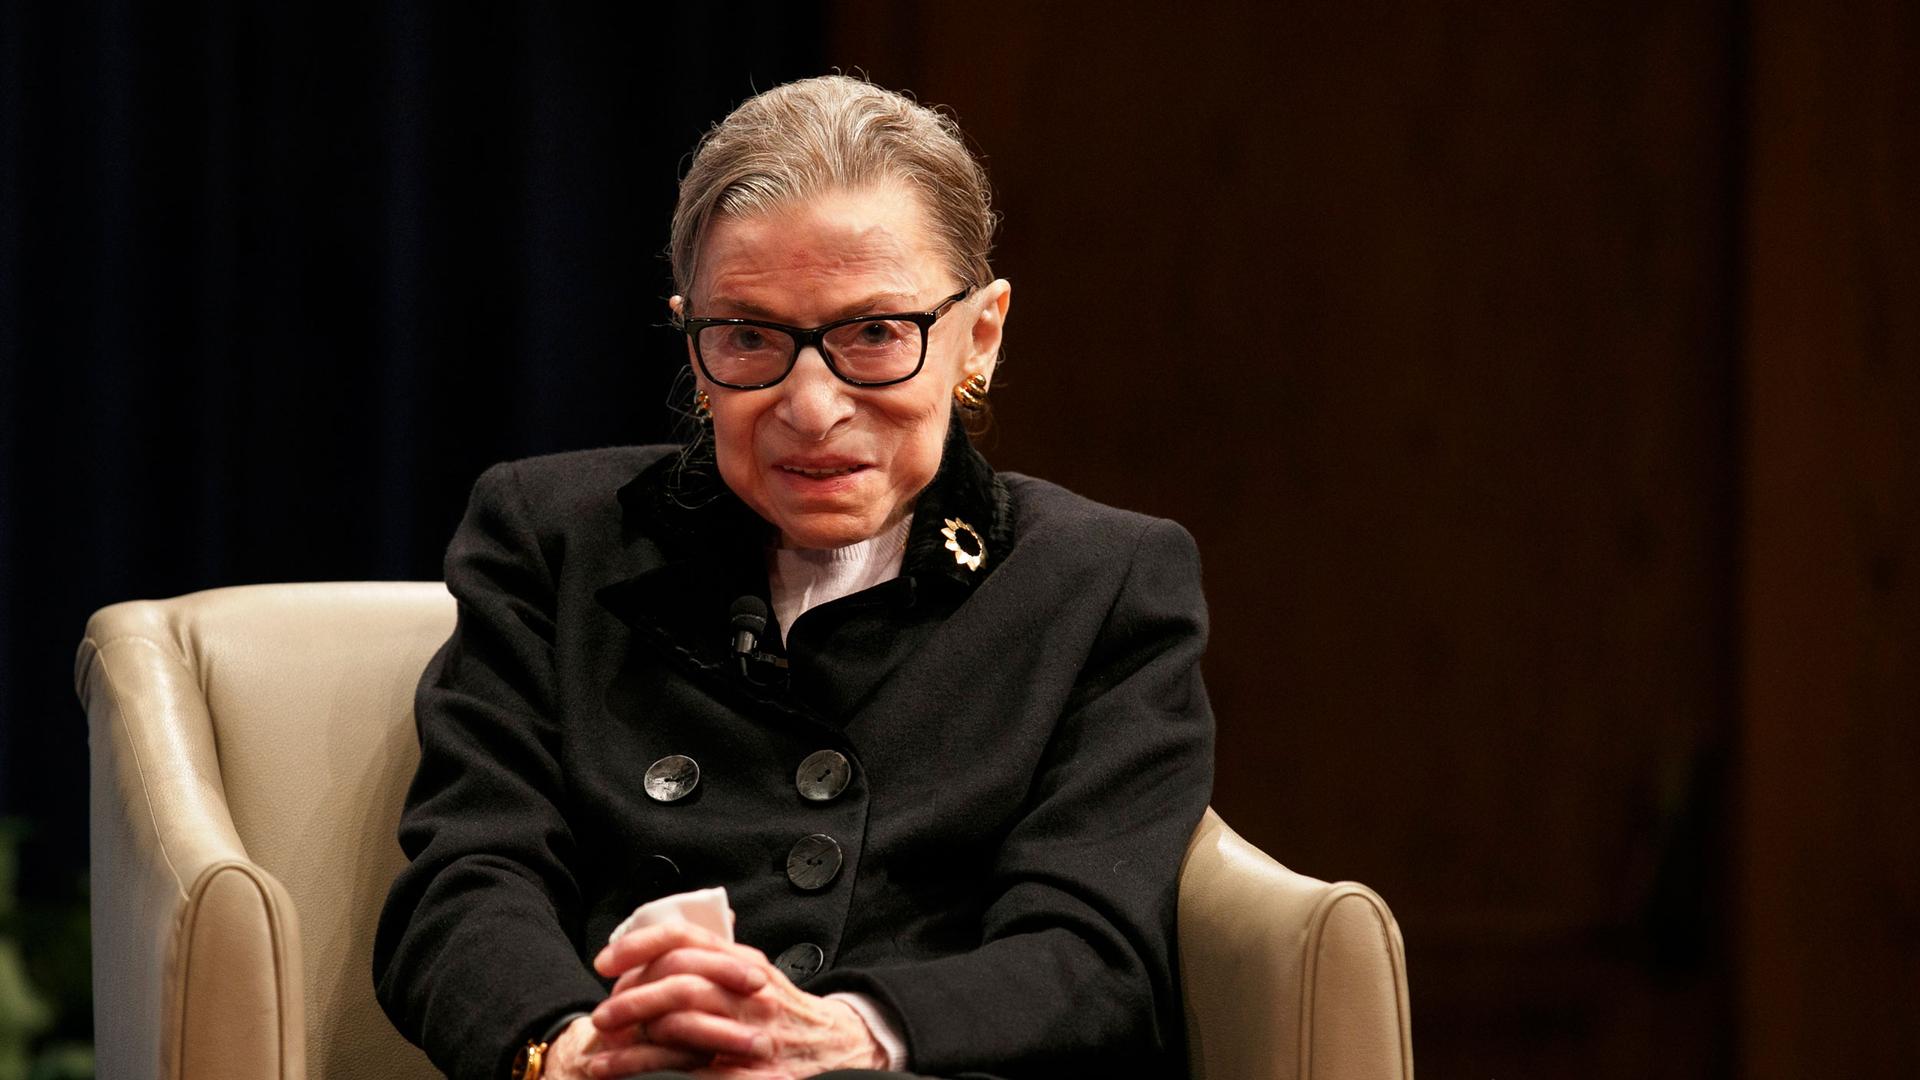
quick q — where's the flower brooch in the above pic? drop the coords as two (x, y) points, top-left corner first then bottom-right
(941, 517), (986, 572)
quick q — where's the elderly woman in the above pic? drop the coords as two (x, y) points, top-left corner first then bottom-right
(374, 75), (1214, 1080)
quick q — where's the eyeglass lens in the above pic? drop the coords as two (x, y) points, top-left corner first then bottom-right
(698, 317), (923, 386)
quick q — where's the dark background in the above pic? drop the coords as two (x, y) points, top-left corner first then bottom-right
(3, 2), (1915, 1076)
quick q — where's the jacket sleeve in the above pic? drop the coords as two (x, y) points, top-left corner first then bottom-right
(372, 461), (608, 1080)
(813, 516), (1217, 1077)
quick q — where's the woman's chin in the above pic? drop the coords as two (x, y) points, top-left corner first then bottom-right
(760, 470), (899, 548)
(775, 512), (886, 549)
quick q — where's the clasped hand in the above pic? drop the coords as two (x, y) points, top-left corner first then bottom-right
(542, 923), (884, 1080)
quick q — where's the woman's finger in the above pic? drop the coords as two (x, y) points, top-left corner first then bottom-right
(614, 946), (768, 997)
(643, 1008), (774, 1060)
(593, 972), (745, 1033)
(594, 921), (732, 978)
(582, 1041), (708, 1079)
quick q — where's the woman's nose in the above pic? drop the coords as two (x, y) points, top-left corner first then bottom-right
(776, 346), (856, 439)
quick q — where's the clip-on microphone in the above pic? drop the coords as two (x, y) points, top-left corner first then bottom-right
(729, 596), (789, 683)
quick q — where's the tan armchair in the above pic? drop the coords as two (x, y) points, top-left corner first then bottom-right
(77, 583), (1411, 1080)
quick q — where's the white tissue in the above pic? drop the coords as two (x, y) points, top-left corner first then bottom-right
(607, 885), (736, 945)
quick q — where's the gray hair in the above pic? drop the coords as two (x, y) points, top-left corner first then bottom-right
(669, 75), (997, 299)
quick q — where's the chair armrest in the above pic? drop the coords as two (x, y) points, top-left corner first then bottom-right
(78, 599), (307, 1080)
(1178, 809), (1413, 1080)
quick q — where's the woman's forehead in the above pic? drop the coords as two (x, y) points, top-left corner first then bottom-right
(693, 184), (947, 306)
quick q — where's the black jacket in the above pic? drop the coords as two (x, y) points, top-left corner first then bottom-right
(373, 423), (1216, 1079)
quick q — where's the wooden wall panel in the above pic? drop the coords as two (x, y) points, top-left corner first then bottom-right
(831, 3), (1741, 1075)
(1739, 1), (1920, 1075)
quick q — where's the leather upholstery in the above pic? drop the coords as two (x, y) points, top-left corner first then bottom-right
(78, 583), (445, 1080)
(77, 582), (1412, 1079)
(1179, 813), (1414, 1079)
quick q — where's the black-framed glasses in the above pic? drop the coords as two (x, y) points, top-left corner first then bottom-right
(678, 285), (974, 390)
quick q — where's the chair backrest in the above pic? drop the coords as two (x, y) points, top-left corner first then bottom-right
(79, 582), (453, 1080)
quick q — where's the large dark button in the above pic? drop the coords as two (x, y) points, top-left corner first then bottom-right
(795, 749), (852, 802)
(785, 833), (843, 891)
(773, 942), (825, 982)
(643, 755), (700, 803)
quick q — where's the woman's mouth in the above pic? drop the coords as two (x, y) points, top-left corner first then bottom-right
(777, 463), (867, 478)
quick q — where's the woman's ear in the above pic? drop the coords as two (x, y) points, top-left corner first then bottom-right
(965, 278), (1012, 385)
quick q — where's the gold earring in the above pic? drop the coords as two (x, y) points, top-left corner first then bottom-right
(693, 390), (713, 424)
(953, 373), (990, 414)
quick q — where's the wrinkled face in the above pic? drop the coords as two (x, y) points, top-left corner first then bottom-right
(675, 183), (1009, 548)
